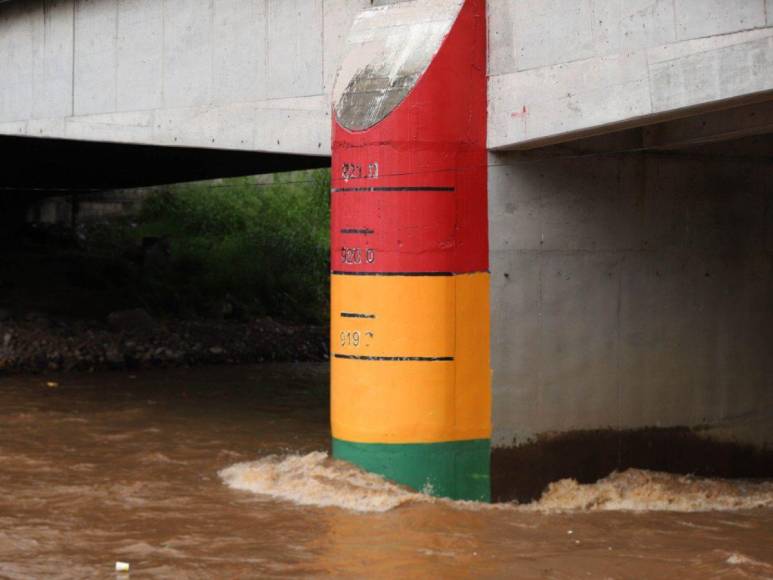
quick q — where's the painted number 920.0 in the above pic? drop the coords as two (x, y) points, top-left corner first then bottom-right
(341, 247), (375, 265)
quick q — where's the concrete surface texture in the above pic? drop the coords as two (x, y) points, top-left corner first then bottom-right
(2, 1), (772, 153)
(333, 0), (462, 130)
(0, 0), (371, 156)
(489, 131), (773, 449)
(488, 0), (773, 149)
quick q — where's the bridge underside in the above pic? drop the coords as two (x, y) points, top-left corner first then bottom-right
(0, 134), (329, 192)
(0, 133), (329, 239)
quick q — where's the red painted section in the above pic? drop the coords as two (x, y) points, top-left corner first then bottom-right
(331, 0), (488, 274)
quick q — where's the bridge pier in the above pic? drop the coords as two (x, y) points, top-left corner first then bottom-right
(330, 0), (491, 501)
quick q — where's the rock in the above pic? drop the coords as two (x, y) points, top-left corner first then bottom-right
(24, 311), (50, 329)
(105, 348), (124, 366)
(107, 309), (157, 333)
(0, 311), (326, 374)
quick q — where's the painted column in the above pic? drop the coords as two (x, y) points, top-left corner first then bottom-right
(330, 0), (489, 501)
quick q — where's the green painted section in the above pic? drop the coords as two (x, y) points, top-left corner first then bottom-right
(332, 438), (491, 502)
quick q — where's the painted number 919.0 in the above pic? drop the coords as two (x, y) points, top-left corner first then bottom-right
(340, 331), (360, 348)
(340, 330), (374, 348)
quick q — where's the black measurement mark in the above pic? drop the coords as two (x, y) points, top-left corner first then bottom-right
(340, 312), (376, 319)
(332, 271), (455, 277)
(332, 186), (455, 193)
(334, 354), (454, 362)
(340, 228), (375, 235)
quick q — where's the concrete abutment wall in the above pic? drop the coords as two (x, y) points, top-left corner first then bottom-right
(488, 133), (773, 498)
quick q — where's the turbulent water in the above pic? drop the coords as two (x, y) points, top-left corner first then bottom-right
(220, 453), (773, 515)
(1, 364), (772, 579)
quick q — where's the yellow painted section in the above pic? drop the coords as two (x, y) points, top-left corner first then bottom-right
(331, 275), (455, 358)
(331, 273), (491, 444)
(453, 273), (492, 438)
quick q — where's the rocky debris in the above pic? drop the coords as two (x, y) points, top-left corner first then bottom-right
(107, 309), (157, 333)
(0, 315), (328, 374)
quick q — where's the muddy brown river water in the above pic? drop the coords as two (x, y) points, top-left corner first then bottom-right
(1, 364), (771, 579)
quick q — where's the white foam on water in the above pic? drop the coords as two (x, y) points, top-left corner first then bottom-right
(220, 452), (773, 514)
(725, 552), (773, 569)
(219, 452), (428, 513)
(522, 469), (773, 513)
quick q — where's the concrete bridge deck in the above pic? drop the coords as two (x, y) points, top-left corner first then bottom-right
(1, 0), (772, 156)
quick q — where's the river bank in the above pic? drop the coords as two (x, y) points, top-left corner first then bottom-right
(0, 311), (328, 374)
(0, 174), (332, 375)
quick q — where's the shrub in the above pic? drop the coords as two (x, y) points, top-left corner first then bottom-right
(134, 169), (331, 323)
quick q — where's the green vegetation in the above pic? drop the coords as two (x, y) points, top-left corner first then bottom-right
(122, 169), (331, 323)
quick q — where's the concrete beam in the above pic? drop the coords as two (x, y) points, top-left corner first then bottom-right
(489, 4), (773, 150)
(3, 0), (773, 158)
(643, 99), (773, 149)
(0, 0), (370, 158)
(0, 134), (328, 190)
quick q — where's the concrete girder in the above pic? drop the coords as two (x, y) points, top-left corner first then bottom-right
(643, 98), (773, 150)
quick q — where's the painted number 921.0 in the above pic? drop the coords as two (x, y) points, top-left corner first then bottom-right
(341, 162), (379, 181)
